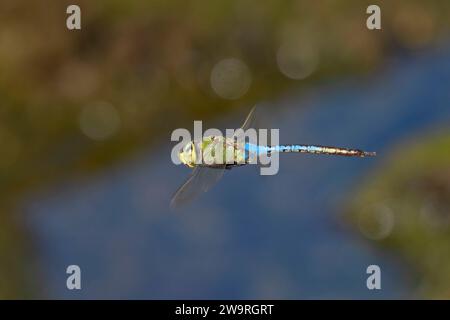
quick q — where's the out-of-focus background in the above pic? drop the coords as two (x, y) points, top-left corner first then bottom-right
(0, 0), (449, 298)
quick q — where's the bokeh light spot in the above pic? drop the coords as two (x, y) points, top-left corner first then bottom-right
(276, 42), (318, 80)
(79, 102), (121, 141)
(358, 204), (395, 241)
(210, 58), (252, 100)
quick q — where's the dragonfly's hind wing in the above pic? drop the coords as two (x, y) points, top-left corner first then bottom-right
(231, 106), (262, 164)
(170, 166), (225, 209)
(232, 105), (270, 142)
(240, 106), (257, 132)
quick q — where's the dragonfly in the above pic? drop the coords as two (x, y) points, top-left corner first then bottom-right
(171, 107), (376, 208)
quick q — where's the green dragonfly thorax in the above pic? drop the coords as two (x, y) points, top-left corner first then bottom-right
(178, 136), (246, 168)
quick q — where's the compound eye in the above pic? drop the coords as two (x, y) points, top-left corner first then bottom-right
(190, 141), (197, 163)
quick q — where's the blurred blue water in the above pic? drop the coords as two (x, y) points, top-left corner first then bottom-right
(25, 45), (450, 299)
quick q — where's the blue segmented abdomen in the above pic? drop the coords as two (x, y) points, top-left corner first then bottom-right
(244, 143), (376, 157)
(269, 145), (317, 153)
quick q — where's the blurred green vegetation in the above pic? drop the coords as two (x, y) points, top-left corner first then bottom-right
(0, 0), (449, 297)
(347, 131), (450, 298)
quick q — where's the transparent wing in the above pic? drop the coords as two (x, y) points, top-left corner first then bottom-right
(170, 166), (225, 209)
(232, 106), (259, 163)
(238, 106), (257, 133)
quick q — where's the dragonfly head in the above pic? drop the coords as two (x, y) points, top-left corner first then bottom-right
(179, 141), (197, 168)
